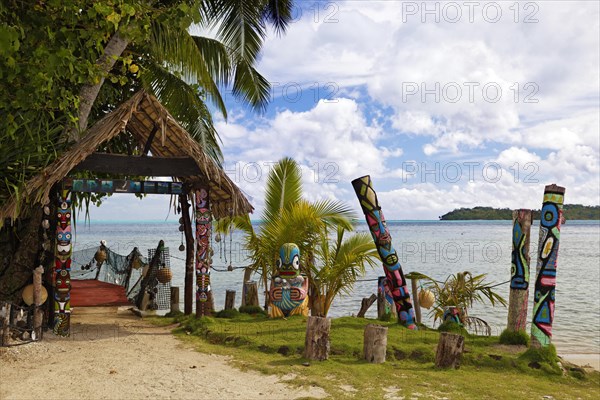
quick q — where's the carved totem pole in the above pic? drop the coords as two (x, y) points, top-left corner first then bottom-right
(268, 243), (309, 318)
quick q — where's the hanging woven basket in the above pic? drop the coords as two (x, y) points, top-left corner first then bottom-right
(22, 284), (48, 306)
(418, 289), (435, 309)
(156, 268), (173, 284)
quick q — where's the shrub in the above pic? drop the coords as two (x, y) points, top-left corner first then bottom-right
(215, 309), (240, 319)
(239, 305), (266, 315)
(499, 329), (529, 346)
(518, 344), (562, 375)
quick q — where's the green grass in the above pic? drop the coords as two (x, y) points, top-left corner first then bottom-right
(149, 314), (600, 399)
(499, 329), (530, 346)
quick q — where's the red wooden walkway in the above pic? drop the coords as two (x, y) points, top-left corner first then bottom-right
(70, 280), (131, 307)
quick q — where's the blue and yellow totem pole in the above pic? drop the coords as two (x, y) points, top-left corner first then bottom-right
(531, 184), (565, 347)
(195, 188), (213, 316)
(351, 176), (417, 329)
(268, 243), (309, 318)
(53, 189), (72, 336)
(507, 209), (533, 332)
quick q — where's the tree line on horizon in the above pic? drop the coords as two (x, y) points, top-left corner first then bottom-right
(439, 205), (600, 220)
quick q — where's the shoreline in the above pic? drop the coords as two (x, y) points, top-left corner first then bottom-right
(559, 353), (600, 371)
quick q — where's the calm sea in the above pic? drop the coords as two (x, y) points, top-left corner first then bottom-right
(71, 220), (600, 354)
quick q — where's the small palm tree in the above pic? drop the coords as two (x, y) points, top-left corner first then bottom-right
(216, 157), (378, 312)
(410, 271), (507, 324)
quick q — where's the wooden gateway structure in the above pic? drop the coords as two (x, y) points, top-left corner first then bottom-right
(0, 90), (253, 337)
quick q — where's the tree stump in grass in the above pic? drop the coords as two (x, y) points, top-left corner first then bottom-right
(363, 324), (388, 363)
(225, 290), (236, 310)
(170, 287), (180, 313)
(435, 332), (465, 369)
(243, 281), (259, 307)
(357, 294), (377, 318)
(304, 316), (330, 361)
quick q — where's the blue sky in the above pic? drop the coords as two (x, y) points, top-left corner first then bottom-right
(86, 1), (599, 222)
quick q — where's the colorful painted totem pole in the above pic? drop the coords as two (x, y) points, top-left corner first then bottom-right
(195, 188), (212, 317)
(506, 209), (533, 332)
(268, 243), (309, 318)
(351, 176), (417, 329)
(531, 184), (565, 348)
(53, 189), (72, 336)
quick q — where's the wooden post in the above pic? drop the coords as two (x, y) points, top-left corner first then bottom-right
(195, 187), (214, 317)
(507, 209), (533, 332)
(243, 281), (259, 307)
(357, 294), (377, 318)
(303, 316), (330, 361)
(531, 184), (565, 348)
(240, 267), (253, 306)
(352, 176), (417, 329)
(435, 332), (464, 369)
(225, 290), (236, 310)
(411, 279), (422, 324)
(170, 287), (180, 313)
(33, 265), (44, 339)
(363, 324), (388, 363)
(180, 193), (194, 315)
(1, 303), (10, 346)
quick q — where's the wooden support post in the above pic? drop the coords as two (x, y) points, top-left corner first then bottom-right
(435, 332), (464, 369)
(531, 184), (565, 348)
(180, 194), (194, 315)
(352, 176), (417, 329)
(303, 316), (330, 361)
(507, 209), (533, 332)
(53, 189), (72, 337)
(357, 294), (377, 318)
(225, 290), (236, 310)
(195, 187), (213, 317)
(411, 279), (422, 325)
(33, 266), (44, 339)
(363, 324), (388, 363)
(170, 287), (180, 313)
(240, 268), (253, 307)
(1, 303), (10, 346)
(243, 281), (259, 307)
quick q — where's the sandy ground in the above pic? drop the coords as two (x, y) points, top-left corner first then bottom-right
(0, 307), (327, 400)
(560, 353), (600, 371)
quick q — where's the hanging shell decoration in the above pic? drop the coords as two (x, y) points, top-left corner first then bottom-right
(156, 267), (173, 284)
(227, 264), (233, 271)
(215, 233), (221, 243)
(418, 289), (435, 309)
(42, 219), (50, 230)
(179, 244), (185, 252)
(94, 240), (108, 267)
(22, 284), (49, 306)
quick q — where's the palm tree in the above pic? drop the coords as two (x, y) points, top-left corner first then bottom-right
(217, 158), (379, 314)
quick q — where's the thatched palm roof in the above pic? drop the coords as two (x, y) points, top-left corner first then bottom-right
(1, 90), (253, 221)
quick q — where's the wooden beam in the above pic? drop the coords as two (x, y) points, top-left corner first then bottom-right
(142, 125), (159, 156)
(72, 153), (202, 176)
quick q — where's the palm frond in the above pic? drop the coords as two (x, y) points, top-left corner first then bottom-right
(262, 157), (302, 223)
(262, 0), (294, 35)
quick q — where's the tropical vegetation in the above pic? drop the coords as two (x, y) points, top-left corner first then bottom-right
(216, 157), (379, 316)
(439, 205), (600, 220)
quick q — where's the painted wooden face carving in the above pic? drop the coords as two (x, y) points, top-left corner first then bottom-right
(276, 243), (300, 279)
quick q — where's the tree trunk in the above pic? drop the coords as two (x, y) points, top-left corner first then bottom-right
(363, 324), (388, 363)
(435, 332), (465, 369)
(170, 287), (180, 314)
(33, 265), (44, 339)
(303, 316), (330, 361)
(411, 279), (422, 324)
(243, 281), (259, 307)
(507, 209), (533, 332)
(66, 31), (130, 141)
(225, 290), (236, 310)
(180, 194), (194, 315)
(357, 294), (377, 318)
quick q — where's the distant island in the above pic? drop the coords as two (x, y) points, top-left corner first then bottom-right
(439, 205), (600, 220)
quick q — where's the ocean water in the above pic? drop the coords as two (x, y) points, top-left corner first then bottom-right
(71, 220), (600, 353)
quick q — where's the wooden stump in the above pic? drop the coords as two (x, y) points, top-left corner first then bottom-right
(304, 316), (331, 361)
(435, 332), (465, 369)
(1, 303), (10, 346)
(33, 266), (44, 339)
(411, 279), (422, 324)
(243, 281), (259, 307)
(357, 294), (377, 318)
(225, 290), (236, 310)
(240, 268), (253, 306)
(363, 324), (388, 363)
(170, 287), (180, 313)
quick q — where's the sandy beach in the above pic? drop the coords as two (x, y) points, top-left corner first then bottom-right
(560, 353), (600, 372)
(0, 307), (327, 400)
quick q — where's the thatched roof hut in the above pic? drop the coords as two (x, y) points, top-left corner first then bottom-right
(0, 90), (253, 221)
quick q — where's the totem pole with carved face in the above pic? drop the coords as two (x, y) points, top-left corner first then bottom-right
(268, 243), (309, 318)
(53, 189), (72, 336)
(352, 175), (417, 329)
